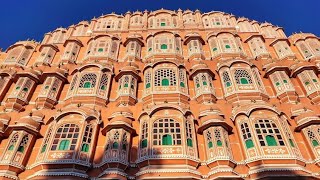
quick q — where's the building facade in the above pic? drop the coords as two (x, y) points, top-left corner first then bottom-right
(0, 9), (320, 179)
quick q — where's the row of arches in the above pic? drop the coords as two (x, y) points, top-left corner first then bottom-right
(1, 104), (319, 179)
(4, 32), (320, 67)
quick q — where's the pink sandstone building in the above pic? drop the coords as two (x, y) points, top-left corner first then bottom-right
(0, 8), (320, 179)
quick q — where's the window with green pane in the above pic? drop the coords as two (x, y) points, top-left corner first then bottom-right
(141, 139), (148, 148)
(98, 48), (104, 52)
(41, 144), (47, 153)
(312, 140), (319, 147)
(112, 142), (119, 149)
(217, 140), (222, 147)
(84, 82), (92, 88)
(162, 134), (172, 145)
(58, 140), (70, 150)
(161, 44), (168, 50)
(208, 141), (213, 148)
(161, 79), (169, 86)
(225, 45), (231, 49)
(160, 22), (166, 26)
(245, 139), (254, 149)
(146, 83), (151, 89)
(266, 135), (277, 146)
(180, 82), (185, 87)
(81, 143), (89, 152)
(240, 78), (249, 84)
(226, 81), (231, 87)
(187, 139), (193, 147)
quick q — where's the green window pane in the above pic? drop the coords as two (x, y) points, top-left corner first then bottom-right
(23, 87), (28, 92)
(101, 85), (106, 90)
(58, 140), (70, 150)
(313, 79), (318, 82)
(52, 87), (57, 91)
(187, 139), (193, 147)
(245, 139), (254, 149)
(180, 82), (185, 87)
(148, 48), (152, 52)
(216, 22), (221, 25)
(212, 47), (218, 52)
(141, 139), (148, 148)
(112, 142), (119, 149)
(161, 44), (168, 50)
(208, 141), (213, 148)
(266, 135), (277, 146)
(289, 139), (295, 147)
(122, 144), (127, 150)
(45, 86), (49, 89)
(17, 146), (24, 153)
(160, 22), (166, 26)
(225, 45), (231, 49)
(161, 79), (169, 86)
(81, 144), (89, 152)
(146, 83), (151, 89)
(124, 83), (129, 88)
(275, 82), (280, 86)
(226, 81), (231, 87)
(203, 81), (207, 86)
(162, 134), (172, 145)
(119, 85), (122, 89)
(196, 83), (200, 88)
(41, 144), (47, 153)
(283, 80), (288, 84)
(16, 86), (20, 90)
(305, 81), (310, 85)
(312, 140), (319, 147)
(84, 82), (92, 88)
(217, 140), (222, 147)
(98, 48), (104, 52)
(240, 78), (249, 84)
(8, 145), (14, 151)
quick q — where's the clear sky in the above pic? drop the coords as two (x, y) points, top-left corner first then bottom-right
(1, 0), (319, 50)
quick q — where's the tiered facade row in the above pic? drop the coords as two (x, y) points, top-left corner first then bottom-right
(0, 9), (320, 179)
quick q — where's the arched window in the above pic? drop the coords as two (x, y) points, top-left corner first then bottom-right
(111, 131), (120, 150)
(79, 73), (97, 88)
(68, 74), (78, 96)
(206, 131), (213, 148)
(7, 133), (19, 151)
(51, 124), (79, 151)
(240, 122), (254, 149)
(222, 71), (232, 87)
(17, 135), (29, 153)
(122, 133), (128, 151)
(145, 71), (151, 89)
(99, 74), (109, 91)
(81, 124), (93, 153)
(141, 122), (148, 148)
(214, 129), (223, 147)
(153, 118), (181, 146)
(186, 120), (194, 147)
(41, 128), (52, 153)
(255, 119), (284, 147)
(154, 69), (177, 87)
(234, 69), (253, 85)
(179, 69), (186, 88)
(307, 129), (319, 147)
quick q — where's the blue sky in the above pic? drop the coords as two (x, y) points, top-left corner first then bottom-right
(1, 0), (319, 50)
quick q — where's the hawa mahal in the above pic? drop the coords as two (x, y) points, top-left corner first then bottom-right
(0, 8), (320, 179)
